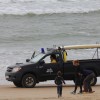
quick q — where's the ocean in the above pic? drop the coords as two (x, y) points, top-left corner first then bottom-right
(0, 0), (100, 85)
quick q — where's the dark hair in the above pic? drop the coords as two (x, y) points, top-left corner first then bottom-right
(50, 54), (56, 59)
(58, 47), (61, 50)
(57, 71), (62, 76)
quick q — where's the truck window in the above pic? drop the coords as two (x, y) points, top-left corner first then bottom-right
(30, 53), (45, 63)
(42, 55), (51, 63)
(42, 54), (59, 63)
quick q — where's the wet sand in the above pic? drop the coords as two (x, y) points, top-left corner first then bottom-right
(0, 84), (99, 100)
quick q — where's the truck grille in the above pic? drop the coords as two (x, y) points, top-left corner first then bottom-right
(7, 67), (13, 72)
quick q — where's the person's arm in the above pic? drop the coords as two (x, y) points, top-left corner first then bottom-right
(54, 77), (57, 85)
(77, 66), (82, 76)
(61, 77), (65, 84)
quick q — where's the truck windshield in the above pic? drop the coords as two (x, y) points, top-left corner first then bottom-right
(30, 53), (45, 63)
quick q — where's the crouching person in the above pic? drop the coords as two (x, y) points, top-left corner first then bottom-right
(83, 69), (95, 93)
(54, 71), (65, 98)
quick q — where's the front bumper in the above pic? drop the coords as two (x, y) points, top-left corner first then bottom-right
(5, 71), (22, 82)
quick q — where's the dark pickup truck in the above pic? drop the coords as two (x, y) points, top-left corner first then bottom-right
(5, 44), (100, 88)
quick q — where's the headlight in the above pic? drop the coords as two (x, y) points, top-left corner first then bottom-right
(12, 67), (21, 72)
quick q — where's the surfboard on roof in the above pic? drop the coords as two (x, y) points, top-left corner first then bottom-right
(63, 44), (100, 50)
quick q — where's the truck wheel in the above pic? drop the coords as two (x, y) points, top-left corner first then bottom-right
(90, 76), (97, 86)
(22, 74), (36, 88)
(13, 81), (22, 87)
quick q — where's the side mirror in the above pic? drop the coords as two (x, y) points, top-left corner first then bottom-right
(26, 59), (30, 62)
(39, 60), (45, 65)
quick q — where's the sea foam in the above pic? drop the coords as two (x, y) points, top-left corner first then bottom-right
(0, 0), (100, 15)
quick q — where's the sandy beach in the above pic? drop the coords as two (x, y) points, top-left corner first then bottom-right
(0, 84), (100, 100)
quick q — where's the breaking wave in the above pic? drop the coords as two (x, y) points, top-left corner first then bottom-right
(0, 0), (100, 15)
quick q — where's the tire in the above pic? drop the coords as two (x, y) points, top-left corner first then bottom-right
(22, 74), (36, 88)
(90, 76), (97, 86)
(13, 81), (22, 87)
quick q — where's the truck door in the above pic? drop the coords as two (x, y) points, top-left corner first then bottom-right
(63, 61), (75, 80)
(38, 54), (62, 80)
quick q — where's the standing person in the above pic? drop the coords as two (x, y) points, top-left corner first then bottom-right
(83, 69), (95, 93)
(71, 60), (83, 94)
(58, 47), (67, 62)
(55, 71), (65, 98)
(62, 48), (67, 62)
